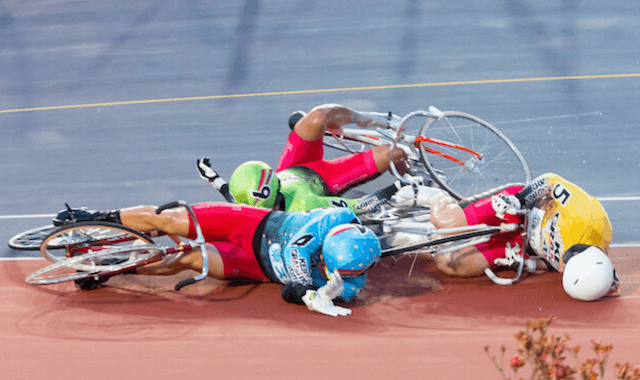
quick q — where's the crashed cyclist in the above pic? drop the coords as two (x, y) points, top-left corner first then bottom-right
(428, 172), (617, 301)
(198, 103), (431, 215)
(54, 203), (381, 317)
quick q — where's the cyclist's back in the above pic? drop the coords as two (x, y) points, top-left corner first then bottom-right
(276, 166), (364, 213)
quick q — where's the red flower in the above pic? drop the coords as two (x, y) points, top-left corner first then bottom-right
(510, 355), (526, 369)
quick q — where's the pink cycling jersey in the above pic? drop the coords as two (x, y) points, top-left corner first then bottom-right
(276, 130), (379, 194)
(462, 185), (525, 268)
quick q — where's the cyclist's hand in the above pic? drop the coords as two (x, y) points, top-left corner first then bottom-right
(494, 242), (522, 267)
(197, 157), (219, 183)
(318, 270), (344, 300)
(491, 194), (521, 219)
(302, 289), (352, 317)
(494, 242), (538, 273)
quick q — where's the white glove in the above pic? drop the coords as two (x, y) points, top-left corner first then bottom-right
(302, 270), (351, 317)
(491, 194), (521, 219)
(197, 157), (219, 183)
(302, 290), (352, 317)
(318, 270), (345, 300)
(493, 242), (537, 273)
(389, 185), (445, 208)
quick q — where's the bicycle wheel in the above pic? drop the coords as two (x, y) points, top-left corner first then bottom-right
(26, 244), (164, 286)
(417, 111), (531, 200)
(8, 225), (56, 250)
(40, 221), (155, 263)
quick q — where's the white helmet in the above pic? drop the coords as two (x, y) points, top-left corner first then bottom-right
(562, 245), (615, 301)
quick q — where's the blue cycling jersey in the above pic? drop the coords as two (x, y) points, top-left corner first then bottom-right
(255, 208), (366, 302)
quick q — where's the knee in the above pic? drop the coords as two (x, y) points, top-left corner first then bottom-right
(431, 200), (465, 229)
(433, 251), (488, 278)
(156, 209), (190, 236)
(433, 254), (462, 277)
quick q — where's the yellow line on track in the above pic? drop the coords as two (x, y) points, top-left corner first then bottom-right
(1, 73), (639, 114)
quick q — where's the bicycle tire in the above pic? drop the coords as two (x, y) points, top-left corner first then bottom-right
(26, 244), (164, 286)
(417, 111), (531, 200)
(40, 221), (155, 263)
(8, 225), (56, 250)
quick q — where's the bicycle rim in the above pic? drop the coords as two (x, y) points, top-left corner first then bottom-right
(40, 221), (154, 263)
(26, 245), (163, 286)
(8, 225), (56, 250)
(417, 111), (531, 200)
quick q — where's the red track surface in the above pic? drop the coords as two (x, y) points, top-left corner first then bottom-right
(2, 247), (639, 379)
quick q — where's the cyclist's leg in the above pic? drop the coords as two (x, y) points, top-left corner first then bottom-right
(119, 203), (271, 282)
(276, 130), (324, 172)
(302, 145), (408, 194)
(429, 186), (523, 277)
(136, 242), (225, 279)
(277, 106), (352, 171)
(135, 241), (269, 282)
(432, 246), (490, 277)
(292, 104), (353, 141)
(119, 205), (191, 236)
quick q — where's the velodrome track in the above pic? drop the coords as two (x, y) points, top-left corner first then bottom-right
(1, 1), (639, 378)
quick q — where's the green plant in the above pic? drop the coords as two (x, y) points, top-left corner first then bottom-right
(485, 317), (640, 380)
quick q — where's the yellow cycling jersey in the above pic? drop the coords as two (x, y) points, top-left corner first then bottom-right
(523, 173), (612, 272)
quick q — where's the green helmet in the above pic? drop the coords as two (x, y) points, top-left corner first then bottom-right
(229, 161), (281, 209)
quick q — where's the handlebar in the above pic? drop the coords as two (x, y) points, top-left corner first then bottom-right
(156, 200), (210, 291)
(377, 107), (445, 186)
(156, 201), (182, 214)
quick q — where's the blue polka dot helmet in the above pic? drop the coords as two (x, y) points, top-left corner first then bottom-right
(322, 224), (381, 278)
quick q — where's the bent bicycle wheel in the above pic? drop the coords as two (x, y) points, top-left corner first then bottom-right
(40, 221), (155, 263)
(8, 225), (56, 250)
(26, 244), (164, 286)
(417, 111), (532, 200)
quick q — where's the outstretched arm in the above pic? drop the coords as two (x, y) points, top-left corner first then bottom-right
(196, 158), (236, 203)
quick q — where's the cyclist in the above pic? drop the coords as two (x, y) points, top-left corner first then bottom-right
(54, 203), (381, 317)
(203, 104), (422, 214)
(428, 172), (617, 301)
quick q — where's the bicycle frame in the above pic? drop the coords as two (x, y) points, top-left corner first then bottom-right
(325, 106), (486, 181)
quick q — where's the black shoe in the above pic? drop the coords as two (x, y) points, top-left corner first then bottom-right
(74, 257), (132, 290)
(75, 276), (109, 290)
(53, 203), (121, 226)
(288, 111), (307, 130)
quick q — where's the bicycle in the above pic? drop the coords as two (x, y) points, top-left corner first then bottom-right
(25, 201), (210, 291)
(318, 106), (532, 200)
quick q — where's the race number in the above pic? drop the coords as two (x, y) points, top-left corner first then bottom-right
(330, 199), (350, 208)
(552, 183), (571, 206)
